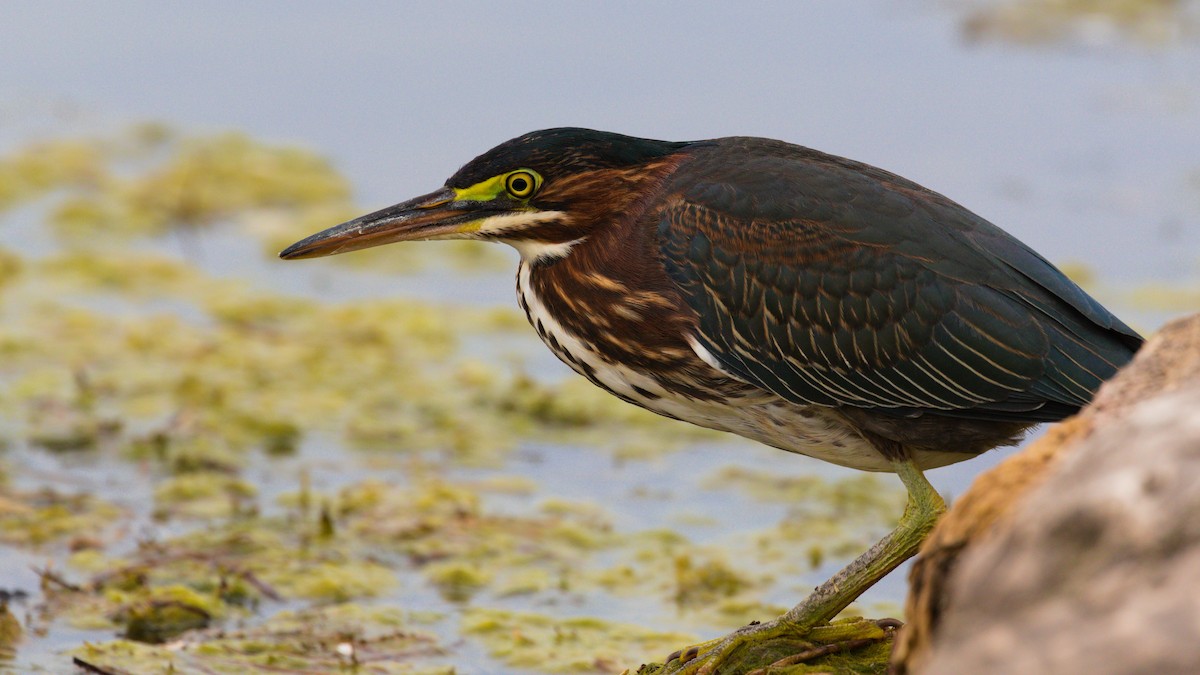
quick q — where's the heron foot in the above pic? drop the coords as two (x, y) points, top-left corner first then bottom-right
(644, 459), (939, 674)
(652, 616), (898, 675)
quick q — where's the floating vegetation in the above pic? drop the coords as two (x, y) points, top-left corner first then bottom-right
(0, 126), (742, 672)
(0, 137), (108, 212)
(1122, 282), (1200, 312)
(672, 554), (750, 608)
(32, 510), (402, 641)
(73, 604), (450, 674)
(959, 0), (1198, 47)
(152, 473), (258, 520)
(115, 586), (217, 643)
(6, 433), (890, 672)
(2, 124), (1164, 673)
(463, 608), (696, 674)
(0, 124), (514, 273)
(0, 248), (23, 290)
(0, 248), (696, 481)
(45, 130), (350, 240)
(19, 468), (788, 672)
(0, 488), (124, 548)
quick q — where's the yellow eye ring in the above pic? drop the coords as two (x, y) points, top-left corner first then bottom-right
(505, 170), (539, 199)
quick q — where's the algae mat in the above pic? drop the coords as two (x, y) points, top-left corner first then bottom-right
(0, 126), (951, 674)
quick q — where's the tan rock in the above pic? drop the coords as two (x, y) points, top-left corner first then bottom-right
(895, 314), (1200, 675)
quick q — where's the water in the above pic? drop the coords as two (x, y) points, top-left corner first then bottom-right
(1, 2), (1197, 672)
(4, 2), (1199, 286)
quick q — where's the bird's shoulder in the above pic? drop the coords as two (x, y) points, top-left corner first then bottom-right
(670, 138), (996, 252)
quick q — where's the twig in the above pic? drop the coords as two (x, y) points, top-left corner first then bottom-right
(747, 637), (881, 675)
(72, 656), (134, 675)
(232, 568), (283, 602)
(33, 566), (83, 592)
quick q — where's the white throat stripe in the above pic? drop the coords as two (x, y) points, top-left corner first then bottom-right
(510, 237), (585, 262)
(476, 210), (567, 237)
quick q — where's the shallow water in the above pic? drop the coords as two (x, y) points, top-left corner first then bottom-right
(0, 2), (1198, 673)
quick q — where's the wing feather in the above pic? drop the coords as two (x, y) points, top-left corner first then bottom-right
(656, 141), (1142, 422)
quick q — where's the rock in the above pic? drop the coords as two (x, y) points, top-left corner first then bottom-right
(894, 314), (1200, 674)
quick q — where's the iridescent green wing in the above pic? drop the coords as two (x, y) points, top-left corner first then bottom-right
(657, 140), (1141, 421)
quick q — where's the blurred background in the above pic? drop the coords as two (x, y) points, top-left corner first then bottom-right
(1, 2), (1198, 673)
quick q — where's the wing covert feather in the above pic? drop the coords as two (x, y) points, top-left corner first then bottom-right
(656, 141), (1140, 421)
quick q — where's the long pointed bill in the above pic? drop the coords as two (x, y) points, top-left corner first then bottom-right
(280, 187), (490, 260)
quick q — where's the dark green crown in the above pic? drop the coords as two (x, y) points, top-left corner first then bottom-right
(446, 128), (689, 188)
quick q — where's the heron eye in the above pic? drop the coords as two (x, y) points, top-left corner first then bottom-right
(505, 170), (539, 199)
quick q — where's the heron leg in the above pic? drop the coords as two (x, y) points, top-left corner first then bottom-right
(658, 459), (945, 674)
(780, 458), (946, 628)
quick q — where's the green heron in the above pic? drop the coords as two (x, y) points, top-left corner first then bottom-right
(281, 129), (1142, 672)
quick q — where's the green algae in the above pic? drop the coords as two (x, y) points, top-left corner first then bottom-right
(0, 487), (124, 547)
(1123, 282), (1200, 312)
(153, 473), (258, 520)
(0, 125), (1085, 674)
(0, 138), (700, 471)
(37, 251), (208, 296)
(327, 478), (625, 600)
(32, 466), (765, 673)
(701, 467), (906, 573)
(46, 130), (351, 241)
(116, 586), (216, 643)
(587, 545), (777, 633)
(27, 469), (707, 669)
(37, 513), (400, 642)
(0, 248), (23, 291)
(0, 124), (515, 274)
(282, 561), (398, 603)
(464, 608), (696, 674)
(73, 604), (449, 674)
(671, 555), (751, 609)
(707, 468), (904, 548)
(960, 0), (1197, 47)
(704, 467), (902, 511)
(0, 138), (108, 212)
(425, 560), (492, 602)
(0, 200), (751, 673)
(0, 248), (698, 480)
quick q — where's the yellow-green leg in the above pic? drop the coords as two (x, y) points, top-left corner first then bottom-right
(659, 459), (946, 675)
